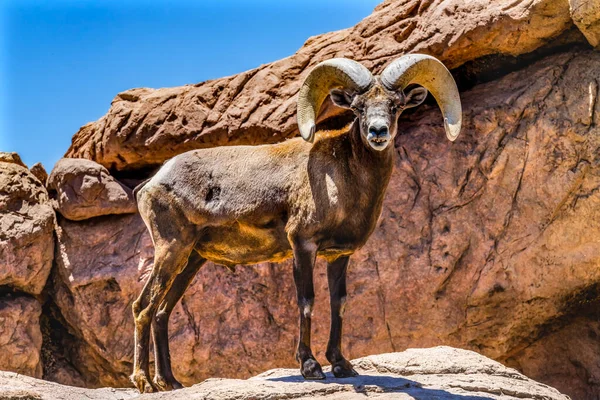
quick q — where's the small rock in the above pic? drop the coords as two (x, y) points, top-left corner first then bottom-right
(570, 0), (600, 47)
(47, 158), (137, 221)
(30, 162), (48, 186)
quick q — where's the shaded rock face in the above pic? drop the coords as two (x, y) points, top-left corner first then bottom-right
(49, 48), (600, 400)
(0, 161), (55, 295)
(47, 158), (137, 221)
(64, 0), (574, 172)
(0, 159), (53, 382)
(0, 296), (43, 378)
(0, 348), (569, 400)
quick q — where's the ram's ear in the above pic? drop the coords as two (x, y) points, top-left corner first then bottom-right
(330, 89), (355, 109)
(402, 86), (428, 109)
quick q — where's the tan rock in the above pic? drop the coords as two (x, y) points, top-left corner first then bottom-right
(0, 152), (26, 168)
(47, 158), (137, 221)
(0, 370), (135, 400)
(0, 296), (43, 378)
(64, 0), (573, 171)
(0, 348), (568, 400)
(51, 50), (600, 399)
(30, 163), (48, 186)
(570, 0), (600, 46)
(0, 162), (54, 295)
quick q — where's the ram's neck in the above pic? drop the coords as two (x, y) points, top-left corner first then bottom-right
(348, 120), (394, 193)
(349, 121), (394, 220)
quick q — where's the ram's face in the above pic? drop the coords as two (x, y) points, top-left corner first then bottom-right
(330, 81), (428, 151)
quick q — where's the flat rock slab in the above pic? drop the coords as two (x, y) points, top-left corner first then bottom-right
(0, 348), (568, 400)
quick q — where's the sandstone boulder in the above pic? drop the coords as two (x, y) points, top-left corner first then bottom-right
(64, 0), (574, 171)
(51, 49), (600, 399)
(0, 152), (27, 168)
(570, 0), (600, 46)
(47, 158), (136, 221)
(30, 163), (49, 186)
(0, 348), (568, 400)
(0, 161), (54, 295)
(0, 296), (43, 378)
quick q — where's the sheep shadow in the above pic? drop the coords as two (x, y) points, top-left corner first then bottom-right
(265, 372), (494, 399)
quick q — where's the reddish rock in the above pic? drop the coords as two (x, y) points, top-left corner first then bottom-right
(30, 162), (49, 186)
(0, 161), (54, 295)
(64, 0), (573, 172)
(0, 296), (43, 378)
(51, 50), (600, 399)
(47, 158), (137, 221)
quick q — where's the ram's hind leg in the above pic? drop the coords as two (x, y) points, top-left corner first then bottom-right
(131, 218), (198, 394)
(152, 250), (206, 391)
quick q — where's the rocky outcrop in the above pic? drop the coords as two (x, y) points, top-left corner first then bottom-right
(0, 348), (569, 400)
(64, 0), (575, 172)
(47, 159), (136, 221)
(2, 0), (600, 399)
(0, 296), (43, 378)
(0, 157), (53, 382)
(0, 161), (55, 294)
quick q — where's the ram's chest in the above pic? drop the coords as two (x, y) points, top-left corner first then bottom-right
(315, 183), (385, 255)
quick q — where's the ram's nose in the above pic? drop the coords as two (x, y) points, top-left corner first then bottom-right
(368, 124), (389, 138)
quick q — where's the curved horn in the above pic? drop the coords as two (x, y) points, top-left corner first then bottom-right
(381, 54), (462, 141)
(297, 58), (373, 142)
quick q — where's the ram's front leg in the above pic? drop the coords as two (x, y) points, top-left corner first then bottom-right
(292, 240), (325, 380)
(326, 256), (358, 377)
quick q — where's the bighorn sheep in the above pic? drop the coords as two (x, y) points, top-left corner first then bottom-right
(130, 54), (461, 392)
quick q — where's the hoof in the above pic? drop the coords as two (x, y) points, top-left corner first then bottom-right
(153, 375), (184, 391)
(130, 370), (157, 393)
(332, 361), (359, 378)
(301, 358), (326, 380)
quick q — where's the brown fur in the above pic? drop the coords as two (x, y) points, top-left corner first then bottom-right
(130, 82), (428, 392)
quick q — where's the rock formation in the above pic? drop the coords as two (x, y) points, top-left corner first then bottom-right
(0, 155), (54, 378)
(2, 0), (600, 399)
(0, 348), (570, 399)
(64, 0), (576, 172)
(47, 158), (136, 221)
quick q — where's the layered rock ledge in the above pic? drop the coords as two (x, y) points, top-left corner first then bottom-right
(0, 347), (569, 400)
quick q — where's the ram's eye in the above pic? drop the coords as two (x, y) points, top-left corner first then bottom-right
(390, 105), (399, 113)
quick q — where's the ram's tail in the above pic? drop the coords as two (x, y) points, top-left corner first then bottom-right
(132, 178), (151, 203)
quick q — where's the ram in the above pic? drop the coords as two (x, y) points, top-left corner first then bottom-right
(130, 54), (462, 393)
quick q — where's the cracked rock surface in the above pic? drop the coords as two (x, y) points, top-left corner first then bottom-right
(0, 347), (568, 400)
(0, 160), (54, 295)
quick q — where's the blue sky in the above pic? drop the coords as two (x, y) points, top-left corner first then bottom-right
(0, 0), (380, 171)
